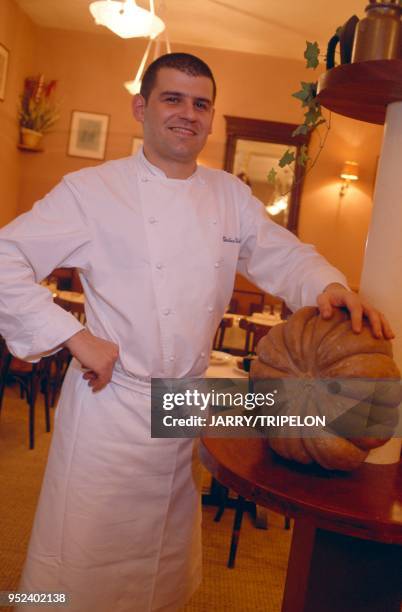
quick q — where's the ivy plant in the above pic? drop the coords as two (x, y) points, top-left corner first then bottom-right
(268, 41), (331, 190)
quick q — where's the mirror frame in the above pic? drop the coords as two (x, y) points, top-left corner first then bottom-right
(223, 116), (310, 234)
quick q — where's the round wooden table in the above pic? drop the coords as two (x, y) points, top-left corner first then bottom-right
(199, 437), (402, 612)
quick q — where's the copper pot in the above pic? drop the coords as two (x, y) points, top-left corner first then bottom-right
(352, 0), (401, 63)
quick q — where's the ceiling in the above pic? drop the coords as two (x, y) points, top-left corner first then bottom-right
(15, 0), (369, 60)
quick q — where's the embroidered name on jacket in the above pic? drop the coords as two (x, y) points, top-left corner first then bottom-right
(223, 236), (241, 244)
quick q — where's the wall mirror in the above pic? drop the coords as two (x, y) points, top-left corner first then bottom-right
(223, 116), (310, 234)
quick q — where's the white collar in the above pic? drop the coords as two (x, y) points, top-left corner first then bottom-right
(138, 146), (202, 183)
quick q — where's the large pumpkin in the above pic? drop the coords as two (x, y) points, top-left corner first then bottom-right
(250, 306), (401, 471)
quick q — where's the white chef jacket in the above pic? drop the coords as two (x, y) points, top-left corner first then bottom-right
(0, 148), (347, 375)
(0, 149), (349, 612)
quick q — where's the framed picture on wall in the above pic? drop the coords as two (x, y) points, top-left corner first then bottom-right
(0, 44), (10, 101)
(67, 111), (109, 160)
(131, 137), (143, 156)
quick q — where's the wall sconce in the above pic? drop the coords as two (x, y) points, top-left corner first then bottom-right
(339, 161), (359, 198)
(266, 197), (288, 216)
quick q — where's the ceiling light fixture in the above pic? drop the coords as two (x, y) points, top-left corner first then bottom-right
(89, 0), (165, 39)
(124, 29), (171, 95)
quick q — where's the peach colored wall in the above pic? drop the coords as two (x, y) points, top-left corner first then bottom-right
(4, 10), (384, 287)
(17, 30), (321, 211)
(0, 0), (37, 225)
(298, 114), (382, 288)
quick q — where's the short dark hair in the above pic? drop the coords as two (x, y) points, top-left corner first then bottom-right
(140, 52), (216, 102)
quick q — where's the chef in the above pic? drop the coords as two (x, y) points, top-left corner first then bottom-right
(0, 53), (392, 612)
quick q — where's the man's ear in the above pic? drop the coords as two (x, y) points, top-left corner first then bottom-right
(132, 94), (146, 123)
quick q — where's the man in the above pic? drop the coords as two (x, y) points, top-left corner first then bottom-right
(0, 53), (392, 611)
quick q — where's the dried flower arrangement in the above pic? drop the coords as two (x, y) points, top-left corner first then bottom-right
(19, 74), (60, 134)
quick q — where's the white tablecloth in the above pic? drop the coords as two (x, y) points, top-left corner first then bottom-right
(205, 353), (248, 378)
(56, 290), (85, 304)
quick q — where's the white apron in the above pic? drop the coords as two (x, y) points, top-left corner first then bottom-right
(0, 149), (347, 611)
(18, 360), (203, 612)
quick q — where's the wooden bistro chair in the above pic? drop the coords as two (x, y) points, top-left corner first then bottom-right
(215, 492), (291, 569)
(227, 297), (239, 314)
(248, 302), (265, 315)
(0, 336), (12, 415)
(0, 296), (85, 449)
(232, 289), (264, 316)
(1, 349), (52, 450)
(213, 317), (233, 351)
(238, 318), (273, 355)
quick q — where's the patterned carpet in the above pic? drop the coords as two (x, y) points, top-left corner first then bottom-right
(0, 385), (291, 611)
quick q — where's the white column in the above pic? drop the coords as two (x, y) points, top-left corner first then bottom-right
(360, 100), (402, 463)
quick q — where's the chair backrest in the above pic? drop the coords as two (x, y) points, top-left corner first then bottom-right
(71, 269), (84, 293)
(238, 319), (272, 354)
(213, 318), (233, 351)
(0, 337), (12, 413)
(227, 297), (239, 314)
(0, 336), (12, 374)
(232, 289), (264, 315)
(49, 267), (83, 292)
(248, 302), (266, 316)
(281, 303), (292, 320)
(54, 297), (86, 324)
(231, 289), (288, 317)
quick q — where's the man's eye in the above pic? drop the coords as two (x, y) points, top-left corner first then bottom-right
(166, 97), (179, 103)
(195, 101), (208, 110)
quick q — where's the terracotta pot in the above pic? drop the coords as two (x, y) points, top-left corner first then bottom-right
(20, 128), (43, 149)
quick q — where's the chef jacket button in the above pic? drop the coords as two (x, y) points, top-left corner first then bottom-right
(214, 262), (220, 268)
(169, 356), (175, 361)
(212, 220), (217, 225)
(207, 306), (213, 312)
(200, 351), (206, 358)
(141, 177), (149, 182)
(149, 216), (157, 224)
(156, 263), (163, 270)
(163, 308), (170, 316)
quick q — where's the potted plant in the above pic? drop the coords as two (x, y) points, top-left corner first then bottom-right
(18, 74), (60, 150)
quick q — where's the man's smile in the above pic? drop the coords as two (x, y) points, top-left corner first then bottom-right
(168, 126), (197, 136)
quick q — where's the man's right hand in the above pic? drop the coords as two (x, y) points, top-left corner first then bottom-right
(64, 329), (119, 392)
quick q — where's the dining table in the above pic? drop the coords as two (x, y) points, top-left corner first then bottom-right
(222, 311), (283, 351)
(56, 290), (85, 304)
(41, 279), (85, 304)
(200, 437), (402, 612)
(205, 351), (248, 379)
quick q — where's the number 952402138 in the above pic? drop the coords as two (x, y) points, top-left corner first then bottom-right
(0, 592), (69, 606)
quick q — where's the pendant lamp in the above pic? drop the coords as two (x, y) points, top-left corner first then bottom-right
(89, 0), (165, 39)
(124, 31), (171, 95)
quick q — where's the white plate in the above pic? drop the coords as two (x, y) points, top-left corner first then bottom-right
(209, 351), (232, 366)
(232, 365), (248, 376)
(249, 314), (281, 324)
